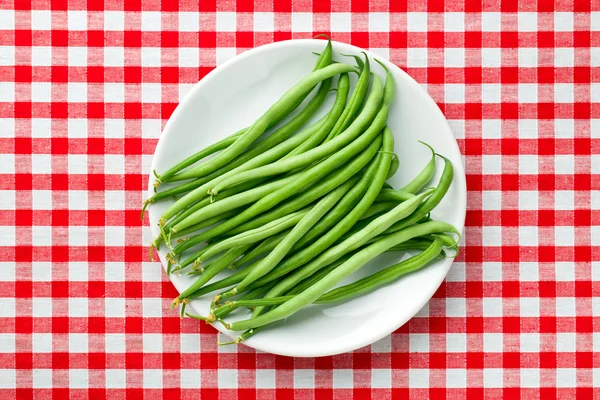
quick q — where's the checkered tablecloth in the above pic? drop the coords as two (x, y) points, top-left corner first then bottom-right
(0, 0), (598, 398)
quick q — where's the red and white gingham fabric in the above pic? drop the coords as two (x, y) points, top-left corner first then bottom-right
(0, 0), (598, 398)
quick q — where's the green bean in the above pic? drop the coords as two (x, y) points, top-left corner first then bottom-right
(358, 201), (397, 220)
(228, 221), (457, 331)
(231, 230), (290, 268)
(387, 154), (399, 179)
(375, 189), (413, 203)
(207, 73), (384, 197)
(171, 100), (387, 238)
(399, 142), (436, 194)
(230, 167), (365, 296)
(375, 58), (395, 107)
(172, 244), (251, 308)
(199, 209), (310, 261)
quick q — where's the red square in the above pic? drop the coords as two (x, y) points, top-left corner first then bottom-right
(427, 67), (444, 84)
(88, 30), (104, 47)
(465, 31), (482, 48)
(125, 281), (143, 298)
(312, 0), (329, 12)
(274, 32), (292, 42)
(87, 66), (105, 83)
(465, 103), (482, 119)
(501, 67), (519, 84)
(124, 102), (142, 119)
(51, 174), (69, 190)
(275, 355), (294, 369)
(539, 281), (556, 297)
(389, 32), (407, 48)
(500, 32), (518, 48)
(500, 208), (517, 225)
(124, 0), (141, 11)
(237, 353), (256, 370)
(502, 138), (519, 155)
(125, 317), (143, 334)
(236, 32), (254, 48)
(464, 245), (482, 263)
(161, 31), (179, 48)
(466, 281), (483, 297)
(390, 0), (407, 12)
(16, 352), (33, 369)
(574, 31), (591, 48)
(15, 280), (32, 297)
(537, 67), (554, 83)
(576, 352), (593, 368)
(52, 317), (69, 334)
(52, 246), (69, 262)
(162, 317), (181, 334)
(465, 0), (482, 12)
(88, 353), (106, 369)
(15, 30), (32, 46)
(51, 138), (68, 154)
(350, 32), (369, 49)
(161, 103), (178, 119)
(540, 317), (556, 333)
(352, 353), (371, 369)
(574, 0), (592, 11)
(51, 281), (69, 297)
(88, 317), (106, 334)
(575, 138), (592, 156)
(538, 209), (555, 226)
(427, 0), (445, 12)
(429, 352), (446, 368)
(539, 246), (555, 262)
(351, 0), (369, 12)
(126, 352), (144, 369)
(87, 102), (104, 119)
(88, 281), (105, 298)
(87, 138), (104, 154)
(501, 174), (519, 191)
(51, 102), (69, 118)
(15, 66), (32, 82)
(538, 174), (555, 191)
(537, 138), (555, 155)
(538, 103), (555, 119)
(51, 30), (68, 47)
(574, 209), (591, 226)
(467, 352), (484, 369)
(14, 137), (32, 154)
(51, 0), (68, 10)
(125, 174), (143, 191)
(503, 351), (520, 367)
(577, 316), (593, 333)
(15, 210), (33, 226)
(51, 209), (69, 225)
(88, 246), (105, 262)
(500, 0), (518, 12)
(199, 32), (216, 48)
(537, 32), (554, 48)
(51, 66), (68, 83)
(502, 246), (519, 262)
(88, 210), (105, 226)
(163, 352), (181, 369)
(466, 316), (483, 333)
(15, 102), (32, 118)
(124, 31), (142, 47)
(574, 103), (591, 119)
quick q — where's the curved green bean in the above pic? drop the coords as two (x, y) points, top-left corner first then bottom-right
(399, 142), (436, 194)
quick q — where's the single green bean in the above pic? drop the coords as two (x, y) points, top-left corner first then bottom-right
(358, 201), (397, 220)
(399, 142), (436, 194)
(375, 189), (413, 203)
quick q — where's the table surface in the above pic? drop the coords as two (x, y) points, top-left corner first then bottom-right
(1, 1), (599, 398)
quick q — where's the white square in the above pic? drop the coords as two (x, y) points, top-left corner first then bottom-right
(31, 226), (51, 246)
(518, 84), (538, 103)
(294, 369), (314, 389)
(105, 119), (124, 139)
(372, 369), (391, 388)
(556, 297), (576, 317)
(518, 12), (537, 32)
(409, 369), (429, 388)
(592, 83), (600, 103)
(141, 47), (161, 67)
(0, 82), (13, 102)
(593, 12), (600, 31)
(67, 119), (88, 139)
(446, 369), (466, 388)
(179, 12), (198, 32)
(484, 333), (503, 352)
(69, 226), (88, 247)
(448, 119), (465, 139)
(445, 84), (464, 104)
(521, 368), (540, 388)
(68, 11), (87, 31)
(31, 82), (52, 103)
(482, 48), (501, 67)
(445, 48), (464, 68)
(482, 226), (502, 247)
(0, 298), (15, 317)
(482, 154), (501, 175)
(256, 370), (276, 389)
(556, 333), (576, 352)
(444, 13), (464, 32)
(105, 262), (125, 281)
(216, 12), (236, 32)
(0, 334), (15, 353)
(554, 83), (574, 103)
(68, 47), (88, 67)
(519, 155), (538, 175)
(292, 12), (312, 32)
(481, 84), (501, 104)
(104, 47), (124, 67)
(33, 369), (53, 388)
(483, 298), (502, 317)
(105, 334), (126, 353)
(519, 263), (539, 282)
(254, 12), (274, 32)
(105, 191), (125, 211)
(104, 11), (124, 31)
(556, 368), (576, 388)
(0, 10), (14, 29)
(106, 369), (126, 388)
(143, 369), (162, 389)
(33, 298), (52, 317)
(68, 297), (88, 317)
(369, 12), (389, 33)
(105, 298), (125, 317)
(446, 334), (466, 353)
(218, 369), (238, 389)
(519, 119), (538, 139)
(142, 83), (161, 103)
(0, 119), (14, 138)
(482, 191), (501, 210)
(180, 369), (201, 388)
(0, 263), (15, 281)
(105, 154), (125, 175)
(69, 190), (88, 210)
(180, 334), (200, 353)
(0, 371), (14, 389)
(32, 190), (52, 210)
(331, 13), (351, 32)
(484, 369), (503, 388)
(520, 333), (539, 352)
(69, 333), (88, 353)
(407, 12), (427, 32)
(519, 191), (538, 210)
(446, 298), (466, 317)
(32, 262), (52, 281)
(178, 83), (195, 101)
(521, 298), (540, 317)
(554, 119), (574, 138)
(482, 262), (502, 281)
(554, 12), (573, 32)
(371, 335), (391, 353)
(594, 332), (600, 352)
(333, 369), (353, 388)
(481, 12), (500, 32)
(68, 154), (87, 174)
(143, 333), (163, 353)
(33, 153), (52, 174)
(592, 227), (600, 247)
(69, 262), (88, 282)
(555, 48), (574, 67)
(518, 48), (538, 68)
(104, 83), (125, 103)
(555, 226), (574, 247)
(410, 334), (429, 352)
(407, 48), (427, 68)
(519, 226), (538, 247)
(216, 48), (237, 66)
(142, 298), (163, 318)
(68, 83), (87, 103)
(31, 10), (51, 30)
(0, 46), (14, 66)
(482, 120), (501, 138)
(179, 47), (199, 68)
(593, 48), (600, 67)
(32, 333), (53, 353)
(141, 119), (162, 139)
(142, 262), (162, 282)
(141, 12), (161, 31)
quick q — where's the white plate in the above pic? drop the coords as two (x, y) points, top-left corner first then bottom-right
(148, 39), (466, 357)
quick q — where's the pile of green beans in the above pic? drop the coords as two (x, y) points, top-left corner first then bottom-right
(143, 39), (460, 345)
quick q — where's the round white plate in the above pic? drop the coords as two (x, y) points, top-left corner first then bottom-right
(148, 39), (466, 357)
